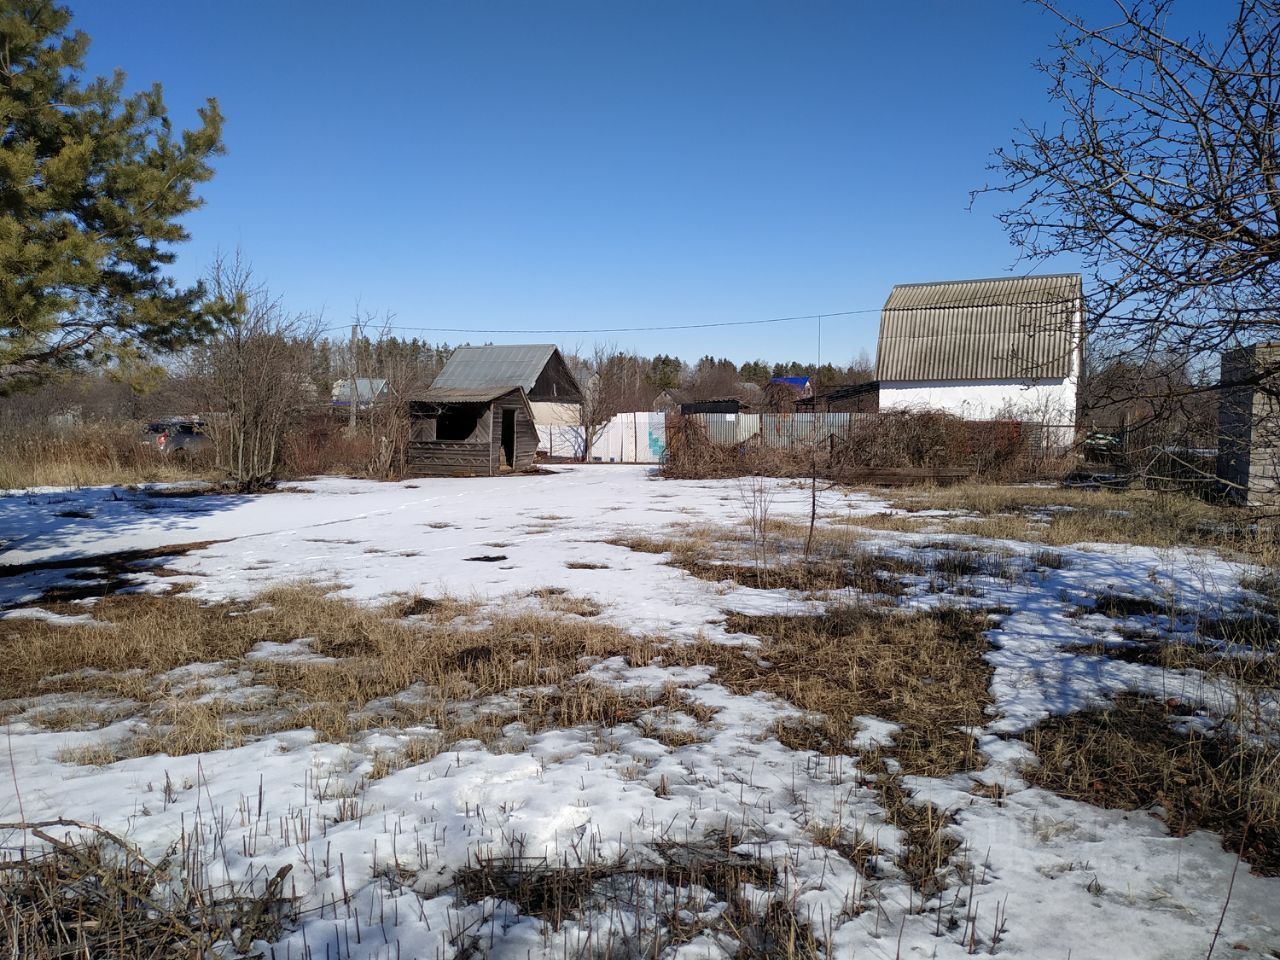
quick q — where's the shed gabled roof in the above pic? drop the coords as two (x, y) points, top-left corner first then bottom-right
(875, 274), (1082, 382)
(430, 344), (566, 395)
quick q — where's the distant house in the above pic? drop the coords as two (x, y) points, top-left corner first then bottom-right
(405, 344), (583, 477)
(875, 274), (1083, 425)
(796, 381), (879, 414)
(657, 382), (764, 416)
(331, 378), (388, 409)
(769, 376), (812, 397)
(652, 388), (688, 414)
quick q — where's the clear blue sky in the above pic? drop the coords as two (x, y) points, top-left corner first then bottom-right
(74, 1), (1136, 366)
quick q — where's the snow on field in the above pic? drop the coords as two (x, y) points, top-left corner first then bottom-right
(1, 466), (1277, 959)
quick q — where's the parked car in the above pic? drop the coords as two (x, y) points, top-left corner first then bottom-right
(140, 418), (212, 458)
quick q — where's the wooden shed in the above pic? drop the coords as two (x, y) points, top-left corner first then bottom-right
(406, 387), (540, 477)
(405, 344), (583, 477)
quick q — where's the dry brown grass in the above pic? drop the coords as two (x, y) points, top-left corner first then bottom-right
(27, 703), (134, 732)
(829, 512), (933, 534)
(0, 822), (293, 958)
(699, 606), (995, 776)
(5, 583), (701, 763)
(448, 833), (826, 958)
(610, 530), (922, 596)
(0, 424), (211, 490)
(531, 588), (604, 618)
(890, 483), (1260, 553)
(669, 604), (994, 893)
(1023, 694), (1280, 876)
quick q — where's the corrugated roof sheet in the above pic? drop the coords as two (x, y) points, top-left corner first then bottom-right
(430, 344), (560, 394)
(416, 387), (520, 404)
(331, 378), (388, 404)
(876, 274), (1081, 381)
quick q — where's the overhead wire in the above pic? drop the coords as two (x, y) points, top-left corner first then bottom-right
(321, 308), (878, 337)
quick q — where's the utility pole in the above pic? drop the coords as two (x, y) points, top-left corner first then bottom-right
(348, 322), (358, 431)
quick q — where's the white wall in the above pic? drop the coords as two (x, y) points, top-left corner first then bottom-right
(529, 401), (581, 427)
(879, 377), (1078, 425)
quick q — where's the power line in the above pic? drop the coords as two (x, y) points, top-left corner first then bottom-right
(321, 287), (1084, 339)
(322, 308), (879, 337)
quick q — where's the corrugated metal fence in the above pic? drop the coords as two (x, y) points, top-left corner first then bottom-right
(689, 413), (877, 449)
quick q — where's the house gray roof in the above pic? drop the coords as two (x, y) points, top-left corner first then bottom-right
(875, 274), (1082, 382)
(430, 344), (562, 394)
(331, 378), (388, 404)
(416, 386), (523, 404)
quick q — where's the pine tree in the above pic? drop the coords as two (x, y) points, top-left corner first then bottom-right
(0, 1), (224, 392)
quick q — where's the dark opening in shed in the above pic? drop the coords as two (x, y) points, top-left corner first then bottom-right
(406, 388), (540, 477)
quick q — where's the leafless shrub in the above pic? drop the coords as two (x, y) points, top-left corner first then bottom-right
(187, 251), (321, 491)
(663, 411), (1069, 483)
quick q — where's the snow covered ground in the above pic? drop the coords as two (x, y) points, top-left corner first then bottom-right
(1, 466), (1277, 959)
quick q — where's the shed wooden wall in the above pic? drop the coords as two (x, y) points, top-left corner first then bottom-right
(405, 391), (539, 477)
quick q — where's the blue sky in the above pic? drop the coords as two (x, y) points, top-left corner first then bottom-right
(75, 1), (1134, 366)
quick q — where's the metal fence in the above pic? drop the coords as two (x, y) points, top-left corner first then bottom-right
(536, 411), (1079, 465)
(688, 412), (1077, 459)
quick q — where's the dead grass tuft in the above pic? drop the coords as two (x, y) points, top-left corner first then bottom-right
(895, 483), (1258, 553)
(449, 837), (811, 958)
(830, 512), (933, 534)
(1023, 694), (1280, 876)
(713, 605), (995, 775)
(0, 822), (293, 958)
(532, 589), (604, 618)
(610, 531), (921, 596)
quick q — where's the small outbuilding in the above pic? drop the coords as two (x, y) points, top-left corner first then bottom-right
(405, 344), (581, 477)
(876, 274), (1083, 425)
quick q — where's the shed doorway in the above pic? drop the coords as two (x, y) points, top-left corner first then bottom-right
(501, 409), (516, 469)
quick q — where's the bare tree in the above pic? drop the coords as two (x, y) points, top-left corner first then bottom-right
(346, 310), (439, 479)
(188, 252), (320, 491)
(575, 346), (653, 461)
(982, 0), (1280, 408)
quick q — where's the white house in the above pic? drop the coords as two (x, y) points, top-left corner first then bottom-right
(875, 274), (1084, 427)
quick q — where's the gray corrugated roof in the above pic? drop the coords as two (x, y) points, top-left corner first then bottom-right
(331, 378), (388, 404)
(430, 344), (560, 394)
(876, 274), (1082, 381)
(417, 386), (521, 404)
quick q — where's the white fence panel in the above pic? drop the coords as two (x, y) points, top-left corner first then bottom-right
(589, 412), (667, 463)
(538, 413), (666, 463)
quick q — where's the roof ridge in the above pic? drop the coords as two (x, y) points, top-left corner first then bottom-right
(890, 273), (1080, 289)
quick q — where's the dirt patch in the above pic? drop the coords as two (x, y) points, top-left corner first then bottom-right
(1074, 592), (1182, 620)
(1021, 694), (1280, 876)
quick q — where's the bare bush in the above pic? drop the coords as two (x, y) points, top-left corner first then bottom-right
(187, 252), (321, 491)
(663, 412), (1064, 483)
